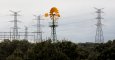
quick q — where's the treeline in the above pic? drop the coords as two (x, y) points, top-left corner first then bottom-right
(0, 39), (115, 60)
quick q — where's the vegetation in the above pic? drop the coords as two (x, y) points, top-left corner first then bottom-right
(0, 39), (115, 60)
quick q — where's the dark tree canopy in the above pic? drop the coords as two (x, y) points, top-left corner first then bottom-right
(0, 39), (115, 60)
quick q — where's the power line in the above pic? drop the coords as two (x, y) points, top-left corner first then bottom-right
(59, 18), (94, 26)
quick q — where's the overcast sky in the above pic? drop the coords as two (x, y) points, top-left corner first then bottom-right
(0, 0), (115, 43)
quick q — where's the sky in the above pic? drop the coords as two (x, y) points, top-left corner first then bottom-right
(0, 0), (115, 43)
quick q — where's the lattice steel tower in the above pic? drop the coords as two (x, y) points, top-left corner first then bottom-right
(95, 8), (104, 43)
(49, 15), (58, 42)
(24, 26), (28, 40)
(9, 10), (21, 40)
(34, 15), (43, 42)
(45, 7), (60, 42)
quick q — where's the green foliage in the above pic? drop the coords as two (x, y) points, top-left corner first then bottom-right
(0, 39), (115, 60)
(6, 55), (23, 60)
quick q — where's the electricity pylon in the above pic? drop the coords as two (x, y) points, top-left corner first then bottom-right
(9, 10), (21, 40)
(34, 15), (43, 42)
(24, 26), (28, 40)
(95, 8), (104, 43)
